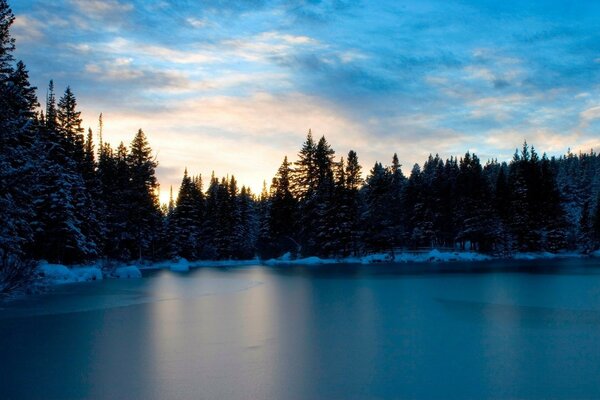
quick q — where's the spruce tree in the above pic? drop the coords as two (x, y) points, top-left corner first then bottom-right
(0, 4), (37, 267)
(127, 129), (161, 260)
(344, 150), (363, 255)
(268, 156), (298, 257)
(389, 153), (407, 248)
(593, 193), (600, 249)
(362, 162), (394, 253)
(170, 169), (204, 259)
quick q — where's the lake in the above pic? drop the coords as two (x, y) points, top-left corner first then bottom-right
(2, 258), (600, 399)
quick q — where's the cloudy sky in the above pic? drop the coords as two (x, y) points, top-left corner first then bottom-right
(11, 0), (600, 203)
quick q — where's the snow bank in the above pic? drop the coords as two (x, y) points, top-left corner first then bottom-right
(513, 252), (585, 260)
(265, 256), (340, 266)
(170, 258), (190, 272)
(37, 262), (103, 285)
(143, 258), (261, 271)
(37, 261), (144, 286)
(113, 266), (142, 279)
(590, 250), (600, 258)
(394, 249), (491, 263)
(265, 249), (491, 265)
(361, 253), (395, 263)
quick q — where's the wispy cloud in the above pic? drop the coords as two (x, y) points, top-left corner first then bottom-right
(69, 0), (134, 14)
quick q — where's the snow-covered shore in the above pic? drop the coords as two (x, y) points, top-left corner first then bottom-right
(264, 249), (592, 266)
(35, 249), (600, 287)
(37, 261), (142, 286)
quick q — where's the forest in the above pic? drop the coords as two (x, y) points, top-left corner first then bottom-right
(1, 0), (600, 293)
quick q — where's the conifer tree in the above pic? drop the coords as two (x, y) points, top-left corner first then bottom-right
(57, 87), (85, 165)
(593, 193), (600, 249)
(362, 162), (394, 253)
(126, 129), (161, 260)
(170, 169), (204, 259)
(344, 150), (363, 255)
(234, 186), (257, 259)
(267, 156), (298, 257)
(0, 4), (38, 267)
(293, 129), (317, 198)
(389, 153), (407, 248)
(0, 0), (14, 77)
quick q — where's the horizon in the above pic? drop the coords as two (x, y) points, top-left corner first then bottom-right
(11, 0), (600, 203)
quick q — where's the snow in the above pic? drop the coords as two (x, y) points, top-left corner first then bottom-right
(265, 249), (491, 265)
(113, 266), (142, 279)
(170, 258), (190, 272)
(393, 249), (491, 263)
(144, 258), (261, 270)
(37, 261), (103, 285)
(36, 249), (598, 288)
(37, 261), (142, 286)
(513, 252), (586, 260)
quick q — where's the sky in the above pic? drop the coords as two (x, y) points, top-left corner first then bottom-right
(10, 0), (600, 203)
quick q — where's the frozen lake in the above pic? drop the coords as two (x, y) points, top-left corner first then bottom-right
(2, 258), (600, 399)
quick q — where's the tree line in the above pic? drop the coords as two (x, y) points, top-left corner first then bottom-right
(1, 0), (600, 292)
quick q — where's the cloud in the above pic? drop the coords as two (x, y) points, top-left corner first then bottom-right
(186, 17), (207, 28)
(11, 0), (600, 202)
(579, 105), (600, 128)
(12, 15), (44, 43)
(69, 0), (133, 15)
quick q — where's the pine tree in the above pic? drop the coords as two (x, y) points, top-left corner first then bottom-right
(57, 87), (85, 165)
(126, 129), (161, 260)
(45, 80), (57, 131)
(454, 152), (493, 251)
(362, 162), (394, 253)
(170, 169), (204, 259)
(310, 136), (336, 256)
(0, 4), (38, 268)
(593, 192), (600, 249)
(389, 153), (407, 248)
(0, 0), (14, 77)
(256, 180), (274, 258)
(233, 186), (257, 259)
(344, 150), (363, 255)
(579, 201), (593, 252)
(201, 173), (221, 259)
(538, 154), (568, 251)
(507, 143), (539, 251)
(267, 156), (298, 257)
(293, 129), (317, 198)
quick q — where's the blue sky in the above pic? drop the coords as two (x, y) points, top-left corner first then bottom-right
(11, 0), (600, 202)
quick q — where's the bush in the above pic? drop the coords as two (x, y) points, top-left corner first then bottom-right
(0, 253), (36, 298)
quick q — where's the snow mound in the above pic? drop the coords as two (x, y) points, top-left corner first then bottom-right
(361, 250), (490, 264)
(170, 258), (190, 272)
(361, 253), (394, 263)
(37, 262), (103, 284)
(420, 249), (490, 263)
(265, 256), (339, 266)
(513, 252), (585, 260)
(513, 252), (556, 260)
(592, 250), (600, 258)
(265, 250), (491, 265)
(113, 266), (142, 279)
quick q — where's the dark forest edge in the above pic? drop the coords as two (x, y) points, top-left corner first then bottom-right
(1, 0), (600, 295)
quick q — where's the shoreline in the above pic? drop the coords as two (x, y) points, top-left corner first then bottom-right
(36, 249), (600, 284)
